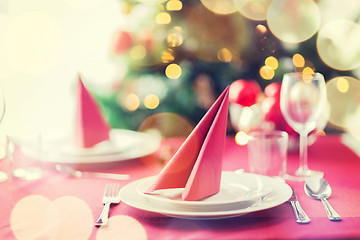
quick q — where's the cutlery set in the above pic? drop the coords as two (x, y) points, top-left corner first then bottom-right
(94, 177), (341, 226)
(290, 177), (341, 224)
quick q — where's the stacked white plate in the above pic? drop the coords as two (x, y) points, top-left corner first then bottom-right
(18, 129), (161, 163)
(120, 171), (292, 220)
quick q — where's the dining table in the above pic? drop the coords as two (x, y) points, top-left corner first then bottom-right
(0, 133), (359, 240)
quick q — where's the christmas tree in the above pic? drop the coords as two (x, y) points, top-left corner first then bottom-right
(94, 0), (360, 139)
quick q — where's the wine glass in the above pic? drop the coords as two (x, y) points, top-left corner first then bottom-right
(280, 72), (327, 181)
(0, 91), (8, 183)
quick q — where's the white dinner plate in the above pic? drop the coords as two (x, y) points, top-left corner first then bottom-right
(19, 129), (161, 164)
(120, 171), (292, 220)
(136, 173), (270, 212)
(56, 130), (139, 157)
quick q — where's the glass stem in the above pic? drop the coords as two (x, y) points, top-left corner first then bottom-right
(298, 132), (309, 173)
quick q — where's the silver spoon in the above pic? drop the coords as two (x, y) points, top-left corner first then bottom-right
(55, 164), (130, 180)
(304, 177), (342, 221)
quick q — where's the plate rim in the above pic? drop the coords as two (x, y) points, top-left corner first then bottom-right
(136, 173), (268, 209)
(120, 171), (292, 219)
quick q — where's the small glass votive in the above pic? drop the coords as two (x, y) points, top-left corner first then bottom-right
(247, 130), (288, 177)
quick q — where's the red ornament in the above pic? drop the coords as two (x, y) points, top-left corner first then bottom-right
(261, 96), (283, 123)
(229, 79), (261, 107)
(264, 82), (281, 99)
(113, 30), (133, 54)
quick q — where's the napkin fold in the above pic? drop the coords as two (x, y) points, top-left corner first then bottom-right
(146, 86), (230, 201)
(75, 76), (110, 148)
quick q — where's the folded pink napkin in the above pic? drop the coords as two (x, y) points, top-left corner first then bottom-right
(146, 86), (230, 201)
(75, 76), (110, 148)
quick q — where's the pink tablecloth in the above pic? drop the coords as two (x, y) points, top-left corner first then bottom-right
(0, 134), (359, 239)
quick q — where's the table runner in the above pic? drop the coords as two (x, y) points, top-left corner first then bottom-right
(0, 134), (359, 239)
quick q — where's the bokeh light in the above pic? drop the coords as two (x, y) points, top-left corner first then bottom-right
(144, 94), (160, 109)
(237, 0), (273, 21)
(265, 56), (278, 70)
(161, 49), (175, 63)
(166, 0), (183, 11)
(235, 131), (249, 145)
(165, 63), (182, 79)
(44, 196), (93, 240)
(292, 53), (305, 68)
(200, 0), (239, 15)
(217, 48), (233, 62)
(130, 45), (147, 60)
(326, 76), (360, 130)
(317, 19), (360, 71)
(302, 67), (315, 75)
(167, 32), (183, 47)
(173, 26), (185, 34)
(11, 195), (53, 239)
(96, 215), (147, 240)
(156, 12), (171, 24)
(267, 0), (321, 43)
(123, 93), (140, 111)
(256, 24), (268, 34)
(259, 65), (274, 80)
(118, 75), (167, 113)
(11, 195), (93, 240)
(336, 77), (350, 93)
(4, 12), (64, 75)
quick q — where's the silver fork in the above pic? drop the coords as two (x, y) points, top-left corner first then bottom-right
(94, 183), (121, 226)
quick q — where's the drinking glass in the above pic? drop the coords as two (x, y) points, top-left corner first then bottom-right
(280, 72), (327, 181)
(248, 130), (288, 177)
(0, 91), (7, 183)
(10, 133), (43, 181)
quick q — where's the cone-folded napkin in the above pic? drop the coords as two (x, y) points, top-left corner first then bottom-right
(75, 76), (110, 148)
(146, 86), (230, 201)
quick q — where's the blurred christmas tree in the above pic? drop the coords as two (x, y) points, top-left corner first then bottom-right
(94, 0), (360, 135)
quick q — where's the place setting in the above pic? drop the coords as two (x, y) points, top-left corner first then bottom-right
(8, 76), (161, 180)
(116, 72), (343, 223)
(118, 86), (292, 220)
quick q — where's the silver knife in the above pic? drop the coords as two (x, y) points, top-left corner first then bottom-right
(55, 164), (130, 180)
(289, 188), (310, 224)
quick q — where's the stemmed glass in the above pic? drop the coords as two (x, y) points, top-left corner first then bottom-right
(280, 72), (327, 181)
(0, 91), (7, 183)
